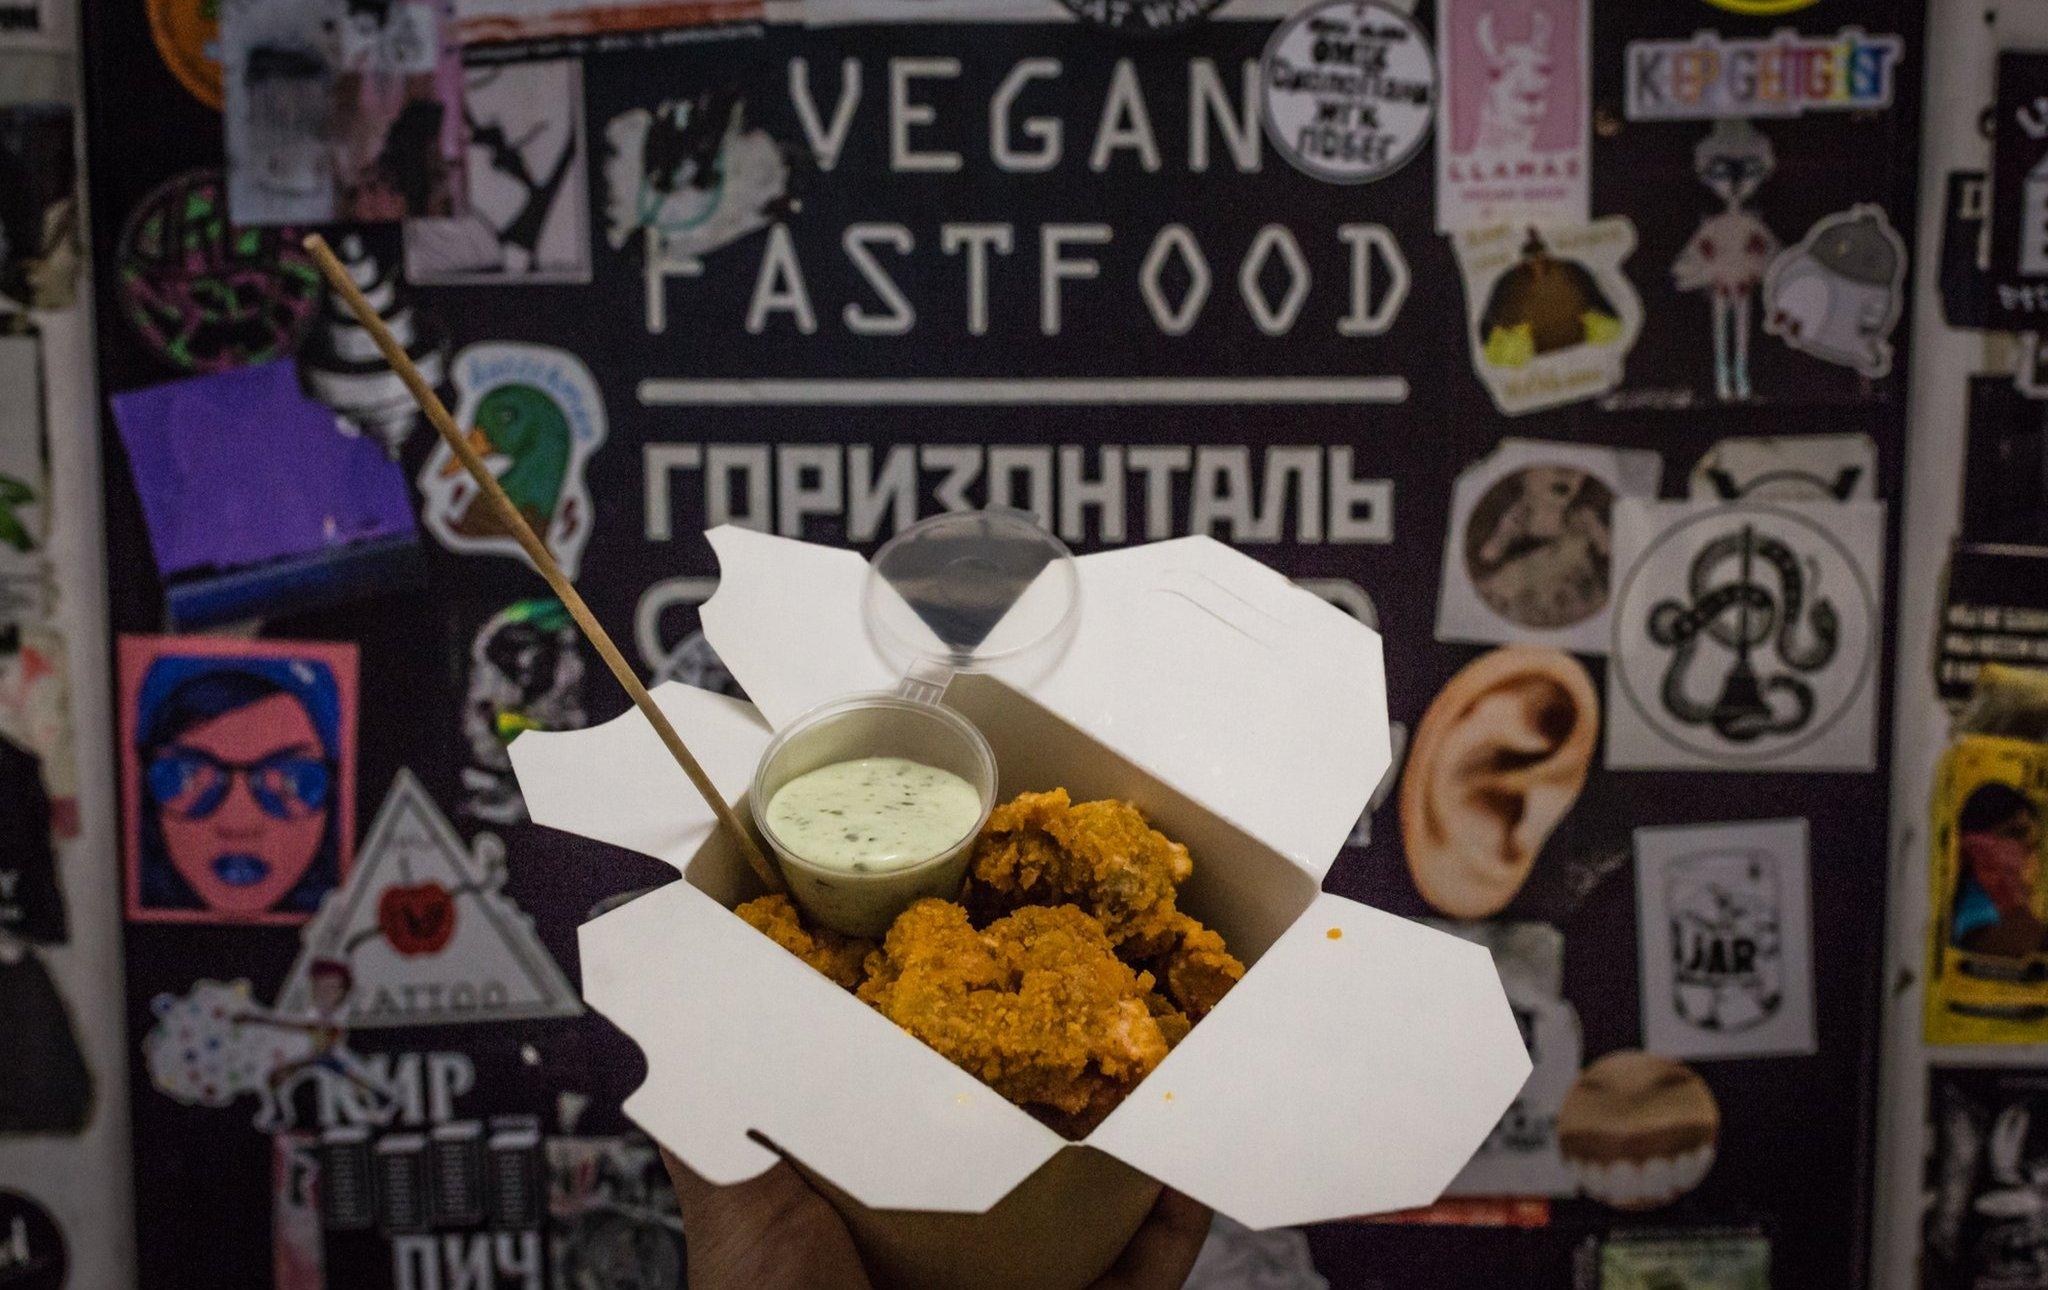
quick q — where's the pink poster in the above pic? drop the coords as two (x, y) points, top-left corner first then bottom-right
(1434, 0), (1590, 232)
(120, 635), (358, 926)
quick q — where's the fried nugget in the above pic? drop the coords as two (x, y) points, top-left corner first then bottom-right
(967, 789), (1193, 956)
(734, 894), (876, 990)
(858, 899), (1170, 1137)
(969, 789), (1246, 1016)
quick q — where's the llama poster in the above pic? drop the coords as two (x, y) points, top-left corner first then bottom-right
(1435, 0), (1589, 232)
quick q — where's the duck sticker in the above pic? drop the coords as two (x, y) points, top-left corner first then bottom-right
(1763, 204), (1907, 380)
(1453, 217), (1643, 415)
(1673, 120), (1780, 403)
(418, 343), (605, 580)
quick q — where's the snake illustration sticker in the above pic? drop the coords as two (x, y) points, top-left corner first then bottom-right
(1453, 218), (1643, 415)
(1437, 438), (1661, 654)
(1260, 0), (1436, 185)
(1762, 204), (1908, 379)
(1634, 818), (1815, 1060)
(418, 343), (606, 580)
(276, 769), (580, 1028)
(115, 169), (323, 374)
(1606, 499), (1884, 771)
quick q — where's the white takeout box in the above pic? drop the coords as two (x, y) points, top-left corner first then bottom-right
(510, 527), (1530, 1289)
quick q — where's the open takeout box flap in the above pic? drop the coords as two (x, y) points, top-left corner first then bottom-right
(1086, 894), (1533, 1226)
(580, 876), (1066, 1211)
(700, 527), (1390, 879)
(509, 682), (770, 874)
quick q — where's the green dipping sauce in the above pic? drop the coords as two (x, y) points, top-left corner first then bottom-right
(764, 757), (983, 873)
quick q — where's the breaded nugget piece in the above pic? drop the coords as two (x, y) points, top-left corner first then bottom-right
(734, 894), (875, 990)
(968, 789), (1194, 957)
(858, 899), (1170, 1136)
(1155, 913), (1246, 1019)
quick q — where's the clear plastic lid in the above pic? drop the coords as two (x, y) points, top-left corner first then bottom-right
(863, 508), (1079, 699)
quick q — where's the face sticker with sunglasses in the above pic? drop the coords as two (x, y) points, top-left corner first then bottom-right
(119, 636), (358, 924)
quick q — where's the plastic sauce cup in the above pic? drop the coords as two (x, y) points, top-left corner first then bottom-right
(751, 692), (997, 937)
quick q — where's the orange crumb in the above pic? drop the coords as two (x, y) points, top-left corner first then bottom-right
(1327, 927), (1343, 940)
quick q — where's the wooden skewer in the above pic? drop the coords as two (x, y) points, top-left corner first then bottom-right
(302, 234), (786, 895)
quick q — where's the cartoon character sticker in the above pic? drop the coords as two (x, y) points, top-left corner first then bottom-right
(119, 636), (357, 925)
(418, 343), (606, 580)
(275, 769), (579, 1028)
(461, 599), (587, 824)
(115, 169), (323, 374)
(1453, 218), (1643, 415)
(1434, 0), (1589, 232)
(1673, 120), (1780, 403)
(1763, 204), (1908, 379)
(1606, 500), (1884, 771)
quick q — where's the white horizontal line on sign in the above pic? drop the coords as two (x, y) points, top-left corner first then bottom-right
(637, 378), (1411, 405)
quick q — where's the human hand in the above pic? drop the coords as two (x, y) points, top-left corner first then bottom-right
(665, 1150), (1213, 1290)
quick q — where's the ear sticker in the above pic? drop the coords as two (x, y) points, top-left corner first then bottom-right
(1427, 921), (1583, 1199)
(1453, 218), (1643, 415)
(1558, 1051), (1718, 1211)
(1607, 499), (1883, 771)
(1762, 204), (1908, 379)
(1634, 818), (1816, 1060)
(1437, 438), (1662, 653)
(1399, 645), (1599, 918)
(1434, 0), (1589, 231)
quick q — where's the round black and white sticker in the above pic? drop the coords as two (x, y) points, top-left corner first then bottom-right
(1260, 0), (1436, 184)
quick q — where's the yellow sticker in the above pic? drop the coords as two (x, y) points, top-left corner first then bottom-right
(1702, 0), (1820, 12)
(147, 0), (222, 112)
(1924, 735), (2048, 1045)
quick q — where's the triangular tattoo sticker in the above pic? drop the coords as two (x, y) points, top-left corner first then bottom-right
(278, 769), (580, 1027)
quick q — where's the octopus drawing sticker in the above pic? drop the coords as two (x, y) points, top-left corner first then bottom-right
(1437, 439), (1661, 653)
(1634, 818), (1816, 1060)
(115, 169), (322, 374)
(1434, 0), (1589, 232)
(275, 769), (579, 1028)
(418, 343), (605, 580)
(1453, 218), (1643, 416)
(119, 636), (358, 925)
(1606, 500), (1884, 771)
(1762, 204), (1908, 379)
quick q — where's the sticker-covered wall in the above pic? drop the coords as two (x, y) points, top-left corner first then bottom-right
(75, 0), (1922, 1284)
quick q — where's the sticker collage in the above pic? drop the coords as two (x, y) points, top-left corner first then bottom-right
(0, 16), (92, 1285)
(70, 0), (1923, 1284)
(1895, 7), (2048, 1288)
